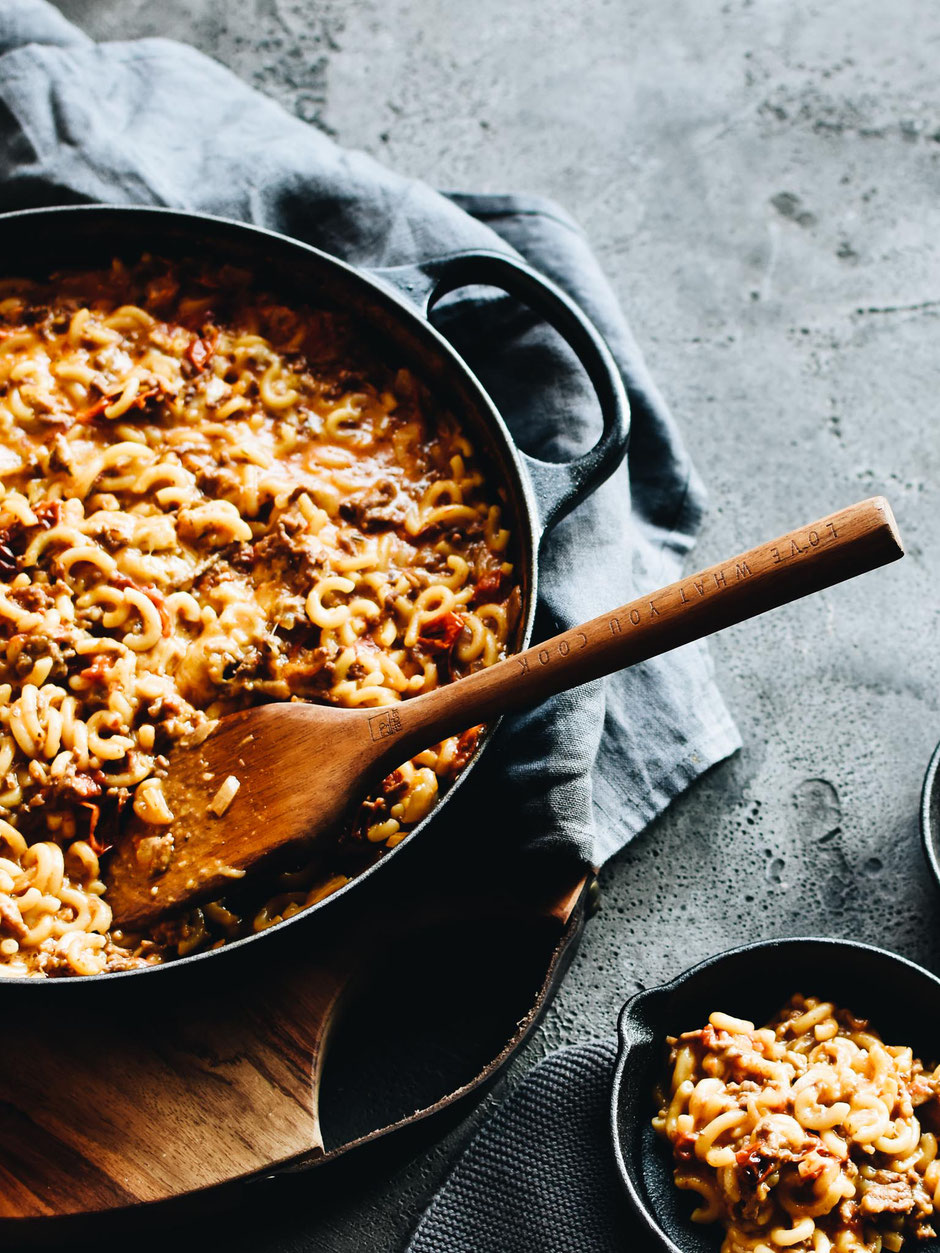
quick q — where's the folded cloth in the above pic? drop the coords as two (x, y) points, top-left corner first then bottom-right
(407, 1040), (648, 1253)
(0, 0), (738, 866)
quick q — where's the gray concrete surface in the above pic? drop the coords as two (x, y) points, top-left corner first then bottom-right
(51, 0), (940, 1248)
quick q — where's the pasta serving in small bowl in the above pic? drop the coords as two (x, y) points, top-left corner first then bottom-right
(611, 939), (940, 1253)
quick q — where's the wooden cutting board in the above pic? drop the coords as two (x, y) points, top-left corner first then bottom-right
(0, 849), (591, 1237)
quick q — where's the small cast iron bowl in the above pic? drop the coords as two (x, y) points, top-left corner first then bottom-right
(921, 739), (940, 893)
(610, 938), (940, 1253)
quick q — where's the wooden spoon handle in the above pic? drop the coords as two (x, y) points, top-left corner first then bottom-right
(103, 496), (903, 930)
(377, 497), (902, 760)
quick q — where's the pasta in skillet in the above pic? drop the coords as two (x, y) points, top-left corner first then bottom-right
(0, 256), (520, 976)
(654, 996), (940, 1253)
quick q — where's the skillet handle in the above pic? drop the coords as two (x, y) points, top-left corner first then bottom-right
(372, 251), (631, 535)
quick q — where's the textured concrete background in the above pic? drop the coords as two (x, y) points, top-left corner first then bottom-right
(51, 0), (940, 1248)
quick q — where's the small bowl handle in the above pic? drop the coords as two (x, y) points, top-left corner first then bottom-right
(617, 985), (669, 1052)
(371, 250), (631, 536)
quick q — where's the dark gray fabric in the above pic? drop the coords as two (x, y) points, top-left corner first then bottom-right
(408, 1040), (647, 1252)
(0, 0), (738, 867)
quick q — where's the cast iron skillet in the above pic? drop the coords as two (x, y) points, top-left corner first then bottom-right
(610, 938), (940, 1253)
(0, 204), (629, 989)
(921, 739), (940, 892)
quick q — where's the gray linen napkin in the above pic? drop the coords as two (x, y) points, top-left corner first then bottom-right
(0, 0), (739, 870)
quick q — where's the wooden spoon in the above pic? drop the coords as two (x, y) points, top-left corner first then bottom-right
(106, 496), (902, 929)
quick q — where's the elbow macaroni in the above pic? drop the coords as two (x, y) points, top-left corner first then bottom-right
(653, 996), (940, 1253)
(0, 258), (521, 976)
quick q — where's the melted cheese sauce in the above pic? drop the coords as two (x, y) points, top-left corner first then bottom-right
(0, 257), (520, 976)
